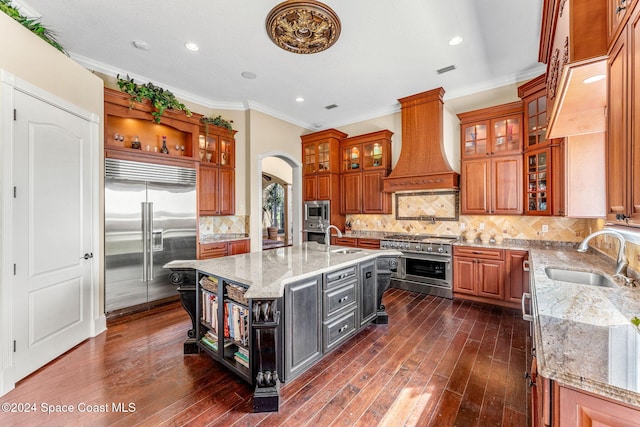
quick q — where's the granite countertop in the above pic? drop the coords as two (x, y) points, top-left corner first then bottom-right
(164, 242), (402, 299)
(527, 246), (640, 407)
(199, 234), (249, 244)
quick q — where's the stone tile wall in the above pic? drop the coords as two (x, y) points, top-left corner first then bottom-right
(199, 215), (248, 239)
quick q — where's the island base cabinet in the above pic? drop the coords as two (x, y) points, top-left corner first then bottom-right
(282, 275), (322, 382)
(359, 260), (377, 327)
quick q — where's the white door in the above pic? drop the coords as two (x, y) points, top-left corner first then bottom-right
(11, 90), (93, 381)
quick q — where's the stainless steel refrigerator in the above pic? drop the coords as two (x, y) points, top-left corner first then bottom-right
(105, 158), (197, 313)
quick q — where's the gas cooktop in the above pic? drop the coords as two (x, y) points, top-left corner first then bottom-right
(382, 234), (459, 243)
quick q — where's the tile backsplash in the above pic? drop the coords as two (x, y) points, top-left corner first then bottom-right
(199, 215), (248, 239)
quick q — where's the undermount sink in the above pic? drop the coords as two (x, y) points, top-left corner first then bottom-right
(331, 248), (363, 254)
(544, 267), (616, 288)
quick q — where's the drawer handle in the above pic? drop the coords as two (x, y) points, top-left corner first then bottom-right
(472, 251), (483, 254)
(338, 296), (349, 303)
(338, 325), (348, 333)
(522, 292), (533, 322)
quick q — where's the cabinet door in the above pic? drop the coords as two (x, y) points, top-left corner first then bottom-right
(199, 166), (219, 214)
(492, 155), (523, 215)
(506, 251), (529, 304)
(227, 239), (249, 255)
(525, 148), (551, 215)
(303, 142), (318, 175)
(461, 122), (490, 158)
(551, 140), (566, 216)
(362, 170), (390, 214)
(219, 135), (234, 168)
(303, 175), (317, 201)
(477, 259), (505, 300)
(341, 173), (362, 214)
(218, 168), (235, 215)
(558, 385), (640, 426)
(359, 260), (377, 327)
(607, 33), (629, 220)
(284, 275), (322, 381)
(453, 257), (476, 295)
(461, 159), (490, 214)
(524, 91), (549, 150)
(491, 115), (522, 155)
(316, 174), (333, 200)
(631, 6), (640, 221)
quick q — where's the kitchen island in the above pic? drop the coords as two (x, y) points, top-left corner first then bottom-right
(164, 242), (401, 412)
(528, 246), (640, 424)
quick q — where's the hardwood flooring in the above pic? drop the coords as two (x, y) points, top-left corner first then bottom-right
(0, 289), (531, 426)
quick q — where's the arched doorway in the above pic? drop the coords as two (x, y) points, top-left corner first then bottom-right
(259, 154), (299, 250)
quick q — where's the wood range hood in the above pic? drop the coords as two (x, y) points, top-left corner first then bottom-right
(383, 87), (459, 192)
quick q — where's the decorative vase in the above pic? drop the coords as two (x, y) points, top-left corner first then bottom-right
(160, 136), (169, 154)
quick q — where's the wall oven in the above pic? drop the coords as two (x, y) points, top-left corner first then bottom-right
(380, 235), (457, 299)
(303, 200), (330, 244)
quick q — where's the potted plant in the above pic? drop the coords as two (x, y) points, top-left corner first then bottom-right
(263, 183), (283, 240)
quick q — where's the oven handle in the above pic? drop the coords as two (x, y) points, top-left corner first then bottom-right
(399, 253), (452, 263)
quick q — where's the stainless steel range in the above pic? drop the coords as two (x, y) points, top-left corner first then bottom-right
(380, 234), (458, 298)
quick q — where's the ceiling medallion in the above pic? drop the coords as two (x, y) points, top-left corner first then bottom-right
(266, 1), (341, 54)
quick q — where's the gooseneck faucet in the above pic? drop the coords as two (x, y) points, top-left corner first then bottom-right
(577, 230), (628, 276)
(324, 225), (342, 252)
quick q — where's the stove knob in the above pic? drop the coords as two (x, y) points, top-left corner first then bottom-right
(438, 247), (444, 253)
(415, 244), (421, 251)
(427, 246), (433, 252)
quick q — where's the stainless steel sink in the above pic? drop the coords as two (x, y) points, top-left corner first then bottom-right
(544, 267), (616, 288)
(331, 248), (363, 254)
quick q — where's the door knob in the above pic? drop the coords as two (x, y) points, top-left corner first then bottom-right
(82, 253), (93, 260)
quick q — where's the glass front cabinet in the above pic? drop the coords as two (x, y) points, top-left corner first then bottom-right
(525, 148), (551, 215)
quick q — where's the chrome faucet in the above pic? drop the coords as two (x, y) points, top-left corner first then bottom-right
(324, 225), (342, 252)
(577, 230), (628, 276)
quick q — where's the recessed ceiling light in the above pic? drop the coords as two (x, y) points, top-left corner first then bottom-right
(296, 97), (304, 102)
(241, 71), (257, 79)
(583, 74), (606, 84)
(132, 40), (150, 50)
(448, 36), (464, 46)
(184, 42), (200, 52)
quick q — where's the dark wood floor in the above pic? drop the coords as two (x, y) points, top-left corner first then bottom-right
(0, 289), (531, 426)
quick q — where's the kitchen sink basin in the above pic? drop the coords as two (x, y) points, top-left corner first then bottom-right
(544, 267), (616, 288)
(331, 248), (363, 254)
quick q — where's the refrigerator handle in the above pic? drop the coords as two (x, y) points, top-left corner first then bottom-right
(142, 202), (149, 282)
(148, 202), (154, 281)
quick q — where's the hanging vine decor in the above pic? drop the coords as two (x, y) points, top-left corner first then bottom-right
(116, 74), (192, 124)
(0, 0), (67, 54)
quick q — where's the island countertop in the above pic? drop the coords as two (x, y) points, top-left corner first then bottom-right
(528, 246), (640, 407)
(164, 242), (402, 299)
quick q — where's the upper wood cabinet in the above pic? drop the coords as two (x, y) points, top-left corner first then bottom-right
(104, 88), (201, 166)
(301, 129), (346, 202)
(339, 130), (392, 214)
(198, 124), (236, 216)
(606, 1), (640, 223)
(459, 102), (523, 159)
(608, 0), (638, 44)
(458, 103), (524, 215)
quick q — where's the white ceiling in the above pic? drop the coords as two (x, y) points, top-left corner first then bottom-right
(21, 0), (546, 130)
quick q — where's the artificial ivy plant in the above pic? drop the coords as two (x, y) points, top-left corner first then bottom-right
(0, 0), (66, 54)
(201, 115), (233, 131)
(116, 74), (192, 124)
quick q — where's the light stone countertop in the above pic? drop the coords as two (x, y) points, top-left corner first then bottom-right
(164, 242), (402, 299)
(528, 246), (640, 407)
(199, 234), (249, 244)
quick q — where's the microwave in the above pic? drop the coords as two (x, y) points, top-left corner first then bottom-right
(304, 200), (330, 225)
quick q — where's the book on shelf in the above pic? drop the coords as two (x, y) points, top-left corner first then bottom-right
(223, 301), (249, 347)
(201, 336), (218, 351)
(234, 351), (249, 368)
(201, 291), (218, 333)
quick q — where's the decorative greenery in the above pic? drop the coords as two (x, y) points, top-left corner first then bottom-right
(116, 74), (191, 124)
(632, 316), (640, 332)
(263, 183), (284, 227)
(201, 115), (233, 131)
(1, 0), (67, 54)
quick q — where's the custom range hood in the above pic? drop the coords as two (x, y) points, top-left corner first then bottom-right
(382, 87), (459, 192)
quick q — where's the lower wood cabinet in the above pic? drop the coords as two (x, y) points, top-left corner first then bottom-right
(453, 246), (529, 308)
(198, 239), (250, 260)
(331, 236), (380, 249)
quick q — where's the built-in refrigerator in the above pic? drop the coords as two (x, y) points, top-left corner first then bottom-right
(105, 158), (197, 313)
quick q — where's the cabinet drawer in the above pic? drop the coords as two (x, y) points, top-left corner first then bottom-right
(357, 238), (380, 249)
(199, 242), (227, 259)
(323, 283), (357, 319)
(334, 237), (358, 247)
(323, 308), (357, 352)
(324, 266), (358, 289)
(454, 246), (503, 260)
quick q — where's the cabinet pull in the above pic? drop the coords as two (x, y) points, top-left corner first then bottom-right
(522, 292), (533, 322)
(523, 260), (530, 272)
(472, 251), (483, 254)
(616, 5), (627, 14)
(338, 325), (348, 333)
(338, 296), (349, 303)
